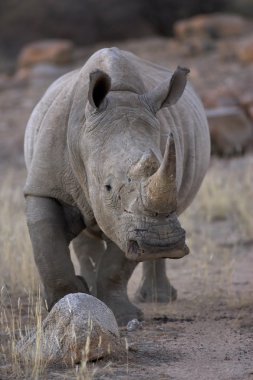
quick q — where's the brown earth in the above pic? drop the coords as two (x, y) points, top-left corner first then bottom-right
(0, 29), (253, 380)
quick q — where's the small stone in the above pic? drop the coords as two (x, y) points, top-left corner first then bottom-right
(127, 319), (142, 332)
(17, 293), (120, 366)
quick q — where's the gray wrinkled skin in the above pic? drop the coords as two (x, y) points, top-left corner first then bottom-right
(24, 48), (210, 325)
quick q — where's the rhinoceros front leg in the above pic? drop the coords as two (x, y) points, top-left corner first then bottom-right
(96, 238), (143, 326)
(134, 260), (177, 303)
(26, 196), (89, 310)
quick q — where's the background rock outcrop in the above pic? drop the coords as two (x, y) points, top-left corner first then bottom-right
(18, 39), (74, 68)
(0, 0), (227, 71)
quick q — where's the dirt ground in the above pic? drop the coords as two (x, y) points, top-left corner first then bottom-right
(0, 36), (253, 379)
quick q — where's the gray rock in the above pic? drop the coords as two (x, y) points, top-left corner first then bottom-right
(126, 319), (142, 332)
(17, 293), (120, 366)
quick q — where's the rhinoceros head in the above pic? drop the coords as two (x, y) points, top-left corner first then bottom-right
(78, 67), (190, 261)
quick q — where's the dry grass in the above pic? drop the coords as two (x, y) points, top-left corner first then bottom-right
(0, 172), (94, 379)
(0, 288), (96, 380)
(175, 155), (253, 305)
(0, 170), (37, 293)
(195, 157), (253, 240)
(0, 171), (45, 378)
(1, 156), (253, 379)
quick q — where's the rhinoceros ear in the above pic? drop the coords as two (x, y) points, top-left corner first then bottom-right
(88, 70), (111, 109)
(143, 66), (190, 113)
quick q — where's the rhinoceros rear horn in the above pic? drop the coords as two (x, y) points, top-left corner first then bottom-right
(143, 66), (190, 114)
(88, 70), (111, 109)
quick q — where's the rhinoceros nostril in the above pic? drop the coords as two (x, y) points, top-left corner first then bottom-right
(127, 240), (141, 257)
(105, 184), (112, 192)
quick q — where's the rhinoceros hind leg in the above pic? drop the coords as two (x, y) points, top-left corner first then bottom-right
(96, 239), (142, 326)
(134, 260), (177, 303)
(72, 229), (105, 296)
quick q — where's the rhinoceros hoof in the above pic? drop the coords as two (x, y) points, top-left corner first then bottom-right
(17, 293), (120, 366)
(134, 281), (177, 303)
(115, 303), (144, 327)
(102, 297), (143, 326)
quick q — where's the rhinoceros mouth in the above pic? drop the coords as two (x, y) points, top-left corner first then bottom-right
(126, 237), (189, 262)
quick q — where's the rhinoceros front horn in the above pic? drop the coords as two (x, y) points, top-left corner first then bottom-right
(142, 133), (177, 214)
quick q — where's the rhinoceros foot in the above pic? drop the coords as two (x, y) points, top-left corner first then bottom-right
(134, 274), (177, 303)
(115, 302), (144, 326)
(99, 295), (143, 326)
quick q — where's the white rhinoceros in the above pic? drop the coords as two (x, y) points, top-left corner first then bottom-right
(24, 48), (210, 325)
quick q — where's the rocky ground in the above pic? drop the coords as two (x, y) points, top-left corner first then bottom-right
(0, 13), (253, 380)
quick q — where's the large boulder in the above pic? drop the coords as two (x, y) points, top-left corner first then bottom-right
(17, 293), (120, 366)
(236, 34), (253, 64)
(17, 39), (74, 69)
(174, 13), (250, 40)
(219, 34), (253, 64)
(238, 90), (253, 122)
(201, 85), (237, 109)
(206, 107), (253, 156)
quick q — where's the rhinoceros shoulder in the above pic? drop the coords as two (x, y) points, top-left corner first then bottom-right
(24, 68), (84, 206)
